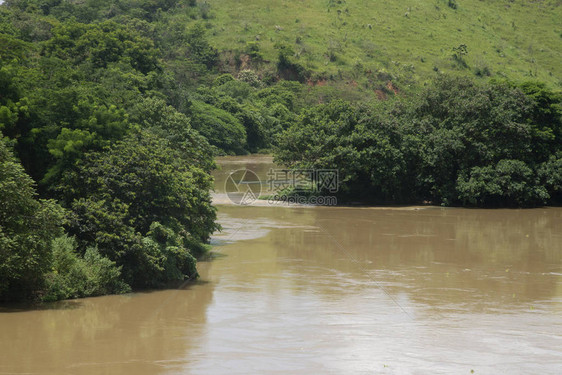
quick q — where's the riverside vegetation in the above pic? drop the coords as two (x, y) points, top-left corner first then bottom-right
(0, 0), (560, 302)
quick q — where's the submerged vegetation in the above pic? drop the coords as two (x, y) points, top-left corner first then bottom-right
(0, 0), (561, 302)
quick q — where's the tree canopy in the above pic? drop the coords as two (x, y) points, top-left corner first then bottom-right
(275, 77), (562, 207)
(0, 0), (560, 302)
(0, 134), (65, 301)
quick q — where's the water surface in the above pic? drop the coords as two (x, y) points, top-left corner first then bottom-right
(1, 155), (561, 374)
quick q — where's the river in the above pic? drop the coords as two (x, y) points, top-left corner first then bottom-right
(1, 155), (561, 374)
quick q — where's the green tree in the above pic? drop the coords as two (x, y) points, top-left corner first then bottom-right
(189, 100), (247, 154)
(518, 81), (562, 160)
(60, 130), (217, 287)
(185, 23), (218, 69)
(43, 235), (130, 302)
(0, 134), (65, 301)
(539, 152), (562, 204)
(42, 20), (160, 74)
(275, 100), (411, 202)
(128, 96), (216, 172)
(457, 159), (549, 207)
(405, 77), (544, 204)
(274, 77), (562, 207)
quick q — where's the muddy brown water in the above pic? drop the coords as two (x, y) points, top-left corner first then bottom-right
(1, 155), (561, 374)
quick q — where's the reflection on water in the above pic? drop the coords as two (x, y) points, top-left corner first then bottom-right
(213, 155), (275, 195)
(194, 204), (562, 374)
(1, 155), (561, 374)
(0, 277), (215, 375)
(214, 205), (562, 308)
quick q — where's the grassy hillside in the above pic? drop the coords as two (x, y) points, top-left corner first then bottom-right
(205, 0), (562, 92)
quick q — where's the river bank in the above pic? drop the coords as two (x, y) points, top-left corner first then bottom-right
(1, 155), (561, 374)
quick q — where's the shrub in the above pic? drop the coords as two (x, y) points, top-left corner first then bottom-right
(474, 65), (491, 77)
(245, 41), (263, 61)
(214, 73), (235, 86)
(238, 69), (262, 87)
(457, 160), (549, 207)
(43, 235), (130, 302)
(452, 44), (468, 68)
(275, 43), (310, 82)
(135, 222), (199, 287)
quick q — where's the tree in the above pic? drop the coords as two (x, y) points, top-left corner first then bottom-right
(128, 96), (216, 172)
(539, 152), (562, 204)
(275, 100), (411, 202)
(189, 100), (247, 154)
(0, 134), (65, 301)
(405, 77), (545, 204)
(185, 23), (218, 69)
(42, 20), (160, 74)
(59, 130), (218, 287)
(457, 159), (549, 207)
(274, 77), (562, 206)
(517, 81), (562, 160)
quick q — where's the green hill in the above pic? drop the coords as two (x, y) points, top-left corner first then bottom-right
(205, 0), (562, 92)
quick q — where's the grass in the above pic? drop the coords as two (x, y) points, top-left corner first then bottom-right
(201, 0), (562, 94)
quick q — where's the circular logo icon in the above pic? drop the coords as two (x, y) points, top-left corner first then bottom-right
(225, 169), (262, 205)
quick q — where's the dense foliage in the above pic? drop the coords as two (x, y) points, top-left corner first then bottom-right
(0, 0), (229, 301)
(0, 1), (561, 302)
(60, 130), (217, 287)
(43, 235), (130, 302)
(275, 77), (562, 207)
(0, 135), (65, 300)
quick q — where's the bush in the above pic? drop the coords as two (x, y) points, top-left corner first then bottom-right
(238, 70), (262, 88)
(245, 41), (263, 61)
(213, 73), (235, 86)
(457, 160), (549, 207)
(275, 43), (310, 82)
(43, 235), (130, 302)
(135, 222), (199, 287)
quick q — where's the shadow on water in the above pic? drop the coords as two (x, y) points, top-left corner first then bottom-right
(199, 251), (228, 260)
(0, 299), (84, 313)
(0, 272), (217, 375)
(0, 277), (215, 313)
